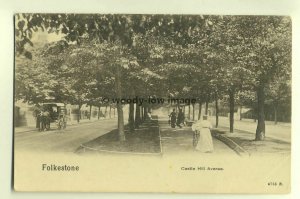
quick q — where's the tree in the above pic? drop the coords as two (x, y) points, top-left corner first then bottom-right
(235, 16), (291, 140)
(265, 74), (291, 124)
(206, 16), (253, 132)
(15, 49), (60, 104)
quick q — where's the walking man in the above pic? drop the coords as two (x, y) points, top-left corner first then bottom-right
(176, 108), (185, 128)
(169, 109), (177, 128)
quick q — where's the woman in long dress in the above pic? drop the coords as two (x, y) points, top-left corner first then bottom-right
(192, 115), (214, 152)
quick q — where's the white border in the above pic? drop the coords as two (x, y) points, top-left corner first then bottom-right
(1, 0), (299, 198)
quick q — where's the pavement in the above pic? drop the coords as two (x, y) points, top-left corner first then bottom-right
(214, 116), (291, 143)
(212, 127), (291, 156)
(208, 116), (291, 156)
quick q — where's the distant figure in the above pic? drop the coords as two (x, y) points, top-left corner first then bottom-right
(58, 112), (67, 130)
(99, 110), (105, 118)
(52, 106), (58, 119)
(37, 110), (43, 131)
(169, 109), (177, 128)
(192, 115), (214, 152)
(176, 108), (185, 128)
(34, 106), (42, 130)
(147, 111), (152, 120)
(41, 109), (50, 131)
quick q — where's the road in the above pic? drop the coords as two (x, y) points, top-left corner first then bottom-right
(14, 118), (118, 153)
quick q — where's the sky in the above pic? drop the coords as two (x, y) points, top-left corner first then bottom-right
(31, 28), (65, 47)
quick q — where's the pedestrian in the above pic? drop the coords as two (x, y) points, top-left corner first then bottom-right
(192, 115), (214, 152)
(147, 111), (152, 120)
(58, 112), (66, 130)
(41, 108), (50, 131)
(39, 109), (45, 131)
(176, 108), (185, 128)
(169, 109), (177, 128)
(34, 106), (41, 130)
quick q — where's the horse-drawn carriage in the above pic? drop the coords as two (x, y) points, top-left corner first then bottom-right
(37, 103), (67, 131)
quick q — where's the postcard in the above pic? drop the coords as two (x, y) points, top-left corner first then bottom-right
(14, 13), (291, 193)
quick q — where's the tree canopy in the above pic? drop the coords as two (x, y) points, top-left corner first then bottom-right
(15, 14), (292, 141)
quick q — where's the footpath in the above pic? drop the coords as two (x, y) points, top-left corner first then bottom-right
(210, 117), (291, 156)
(158, 116), (290, 157)
(158, 118), (237, 156)
(216, 116), (291, 143)
(212, 127), (291, 156)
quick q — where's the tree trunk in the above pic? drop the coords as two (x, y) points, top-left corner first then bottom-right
(192, 103), (195, 121)
(77, 104), (82, 123)
(114, 108), (116, 118)
(205, 101), (208, 115)
(141, 106), (144, 121)
(105, 105), (108, 118)
(274, 105), (278, 125)
(129, 102), (135, 131)
(240, 105), (242, 121)
(115, 65), (125, 141)
(144, 106), (148, 119)
(215, 97), (219, 128)
(198, 102), (202, 120)
(98, 106), (100, 120)
(109, 105), (112, 119)
(89, 105), (92, 120)
(229, 89), (234, 133)
(188, 104), (191, 120)
(135, 104), (141, 128)
(255, 85), (266, 140)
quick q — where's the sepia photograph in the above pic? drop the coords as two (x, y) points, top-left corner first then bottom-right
(13, 13), (291, 193)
